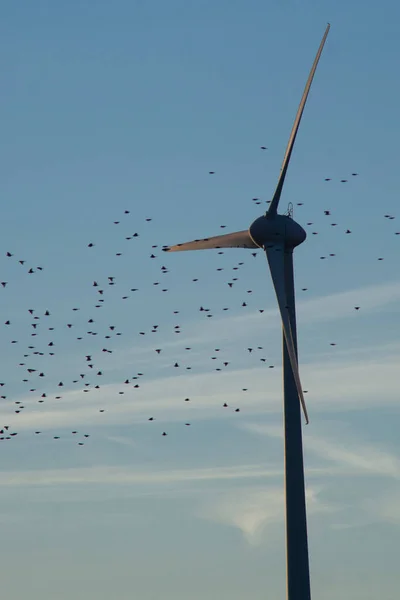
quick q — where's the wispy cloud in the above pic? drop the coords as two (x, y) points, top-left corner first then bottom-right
(95, 280), (400, 370)
(296, 280), (400, 324)
(198, 485), (338, 545)
(199, 487), (285, 545)
(244, 424), (400, 480)
(105, 435), (137, 448)
(0, 463), (282, 488)
(124, 279), (400, 353)
(7, 338), (400, 432)
(305, 436), (400, 479)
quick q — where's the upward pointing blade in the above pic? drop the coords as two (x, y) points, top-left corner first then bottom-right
(267, 23), (330, 218)
(265, 244), (309, 424)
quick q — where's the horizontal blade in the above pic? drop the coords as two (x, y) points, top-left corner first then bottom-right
(267, 23), (330, 218)
(163, 230), (258, 252)
(265, 244), (309, 424)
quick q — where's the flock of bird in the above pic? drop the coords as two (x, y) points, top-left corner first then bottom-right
(0, 160), (398, 447)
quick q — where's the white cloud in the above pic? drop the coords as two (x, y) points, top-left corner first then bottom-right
(199, 485), (337, 545)
(305, 436), (400, 479)
(200, 487), (284, 545)
(4, 280), (400, 435)
(132, 279), (400, 351)
(244, 424), (400, 480)
(94, 280), (400, 370)
(105, 435), (137, 447)
(7, 337), (400, 433)
(296, 280), (400, 324)
(0, 463), (282, 488)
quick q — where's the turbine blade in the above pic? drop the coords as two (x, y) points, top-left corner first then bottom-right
(267, 24), (330, 218)
(163, 230), (258, 252)
(265, 244), (309, 424)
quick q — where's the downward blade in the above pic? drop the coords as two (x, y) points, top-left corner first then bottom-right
(163, 230), (258, 252)
(267, 23), (330, 217)
(265, 244), (309, 424)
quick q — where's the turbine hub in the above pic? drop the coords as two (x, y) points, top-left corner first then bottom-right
(249, 214), (306, 249)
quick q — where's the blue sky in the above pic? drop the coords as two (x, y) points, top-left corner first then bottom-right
(1, 1), (400, 598)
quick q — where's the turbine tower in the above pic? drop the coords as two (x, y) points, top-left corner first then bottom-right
(163, 24), (330, 600)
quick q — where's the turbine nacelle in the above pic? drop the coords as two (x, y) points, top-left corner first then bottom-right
(249, 214), (306, 250)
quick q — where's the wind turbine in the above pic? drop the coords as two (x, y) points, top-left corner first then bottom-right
(163, 24), (330, 600)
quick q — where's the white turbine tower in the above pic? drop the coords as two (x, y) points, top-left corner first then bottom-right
(163, 25), (330, 600)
